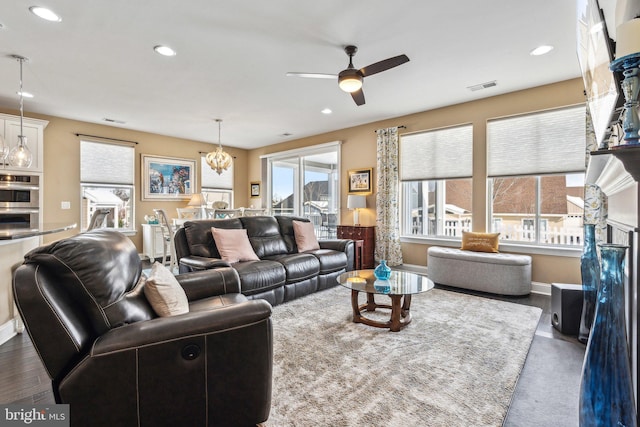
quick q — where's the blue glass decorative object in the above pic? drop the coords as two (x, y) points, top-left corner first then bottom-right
(374, 260), (391, 280)
(578, 224), (600, 344)
(579, 244), (637, 427)
(373, 280), (391, 294)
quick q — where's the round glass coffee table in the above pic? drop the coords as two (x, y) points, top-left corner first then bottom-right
(337, 269), (434, 332)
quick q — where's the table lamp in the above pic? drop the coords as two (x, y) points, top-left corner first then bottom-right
(347, 195), (366, 225)
(188, 193), (206, 218)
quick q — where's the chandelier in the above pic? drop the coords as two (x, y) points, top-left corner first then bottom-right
(205, 119), (232, 175)
(8, 55), (33, 168)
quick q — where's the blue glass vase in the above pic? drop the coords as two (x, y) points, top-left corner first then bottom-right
(579, 244), (636, 427)
(578, 224), (600, 344)
(374, 260), (391, 280)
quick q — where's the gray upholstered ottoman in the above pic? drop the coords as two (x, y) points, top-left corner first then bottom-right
(427, 246), (532, 296)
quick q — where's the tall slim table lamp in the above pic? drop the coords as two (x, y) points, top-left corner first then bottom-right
(347, 195), (366, 225)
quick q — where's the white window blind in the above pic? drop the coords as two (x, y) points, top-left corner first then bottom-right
(80, 140), (134, 184)
(487, 105), (586, 177)
(400, 124), (473, 181)
(201, 155), (233, 189)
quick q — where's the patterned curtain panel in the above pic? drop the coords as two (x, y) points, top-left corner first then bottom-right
(375, 127), (403, 266)
(584, 183), (608, 244)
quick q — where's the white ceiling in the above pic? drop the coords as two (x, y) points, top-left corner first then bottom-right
(0, 0), (582, 150)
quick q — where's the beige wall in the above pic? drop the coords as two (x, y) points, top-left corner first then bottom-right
(247, 78), (586, 284)
(1, 77), (585, 284)
(0, 107), (249, 250)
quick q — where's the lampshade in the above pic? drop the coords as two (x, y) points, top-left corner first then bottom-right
(616, 18), (640, 58)
(187, 193), (206, 207)
(347, 195), (366, 209)
(206, 119), (233, 175)
(338, 70), (363, 93)
(8, 55), (32, 168)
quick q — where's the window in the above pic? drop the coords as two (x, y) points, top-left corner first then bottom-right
(264, 142), (340, 237)
(80, 140), (135, 231)
(200, 155), (233, 207)
(400, 124), (473, 238)
(487, 105), (586, 246)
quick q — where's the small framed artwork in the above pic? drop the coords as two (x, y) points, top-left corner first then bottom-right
(142, 155), (196, 200)
(250, 181), (261, 198)
(348, 168), (373, 194)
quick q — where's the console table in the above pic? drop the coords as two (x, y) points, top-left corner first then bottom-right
(337, 225), (375, 269)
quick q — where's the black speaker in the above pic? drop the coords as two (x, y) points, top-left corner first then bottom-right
(551, 283), (583, 336)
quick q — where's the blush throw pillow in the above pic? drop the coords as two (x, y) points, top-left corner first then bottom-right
(143, 262), (189, 317)
(460, 231), (500, 253)
(211, 227), (260, 263)
(293, 220), (320, 252)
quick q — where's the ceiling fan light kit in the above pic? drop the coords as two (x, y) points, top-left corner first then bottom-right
(287, 45), (409, 106)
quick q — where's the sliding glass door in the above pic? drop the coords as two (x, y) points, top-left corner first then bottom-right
(267, 142), (340, 237)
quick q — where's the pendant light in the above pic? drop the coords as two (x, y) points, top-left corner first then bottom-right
(8, 55), (33, 168)
(205, 119), (232, 175)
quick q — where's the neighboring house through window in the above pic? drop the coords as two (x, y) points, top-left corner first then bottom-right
(80, 140), (135, 232)
(263, 141), (340, 237)
(487, 105), (586, 246)
(400, 124), (473, 238)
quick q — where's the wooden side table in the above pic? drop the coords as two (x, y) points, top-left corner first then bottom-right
(337, 225), (375, 269)
(353, 240), (364, 270)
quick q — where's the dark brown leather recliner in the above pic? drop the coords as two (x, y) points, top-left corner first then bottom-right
(13, 229), (273, 427)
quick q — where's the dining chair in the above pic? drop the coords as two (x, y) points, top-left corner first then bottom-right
(153, 208), (176, 272)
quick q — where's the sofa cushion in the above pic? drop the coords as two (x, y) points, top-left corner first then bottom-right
(232, 260), (286, 296)
(293, 220), (320, 252)
(275, 215), (310, 253)
(184, 218), (243, 258)
(305, 249), (348, 274)
(211, 227), (260, 263)
(241, 216), (288, 258)
(265, 253), (320, 283)
(143, 262), (190, 317)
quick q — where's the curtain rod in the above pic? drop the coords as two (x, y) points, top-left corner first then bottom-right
(74, 133), (139, 144)
(373, 125), (406, 133)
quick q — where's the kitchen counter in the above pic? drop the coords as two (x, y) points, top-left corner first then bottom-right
(0, 223), (77, 345)
(0, 223), (77, 241)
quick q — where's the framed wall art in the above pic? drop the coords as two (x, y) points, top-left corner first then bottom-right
(250, 181), (261, 198)
(347, 168), (373, 195)
(142, 155), (196, 200)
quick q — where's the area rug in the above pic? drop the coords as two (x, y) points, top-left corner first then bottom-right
(265, 286), (542, 427)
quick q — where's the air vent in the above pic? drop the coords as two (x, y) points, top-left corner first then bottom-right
(467, 80), (497, 92)
(103, 118), (126, 124)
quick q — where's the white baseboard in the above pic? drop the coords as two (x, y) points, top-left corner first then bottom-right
(400, 263), (551, 296)
(531, 281), (551, 296)
(0, 318), (17, 346)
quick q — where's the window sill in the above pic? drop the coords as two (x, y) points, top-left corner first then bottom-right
(400, 235), (582, 258)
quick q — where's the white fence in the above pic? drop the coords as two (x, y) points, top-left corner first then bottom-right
(420, 222), (583, 246)
(496, 224), (583, 245)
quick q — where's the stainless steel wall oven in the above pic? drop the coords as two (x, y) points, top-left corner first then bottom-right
(0, 173), (40, 230)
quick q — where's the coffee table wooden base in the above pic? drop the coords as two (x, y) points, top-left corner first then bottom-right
(350, 290), (412, 332)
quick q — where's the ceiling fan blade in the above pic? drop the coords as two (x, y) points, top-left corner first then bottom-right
(286, 72), (337, 79)
(359, 54), (409, 77)
(351, 89), (365, 106)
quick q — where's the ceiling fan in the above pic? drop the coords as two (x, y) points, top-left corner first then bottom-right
(286, 45), (409, 106)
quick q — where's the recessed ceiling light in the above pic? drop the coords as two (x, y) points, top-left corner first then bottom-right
(153, 45), (177, 57)
(29, 6), (62, 22)
(321, 108), (332, 114)
(530, 45), (554, 56)
(18, 91), (34, 98)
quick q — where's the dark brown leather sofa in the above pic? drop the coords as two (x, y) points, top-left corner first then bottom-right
(13, 229), (273, 427)
(174, 215), (355, 306)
